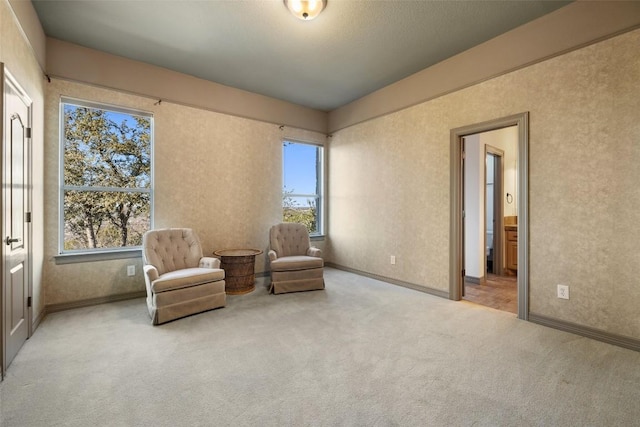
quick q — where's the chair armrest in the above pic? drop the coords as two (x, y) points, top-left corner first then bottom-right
(199, 257), (221, 269)
(307, 247), (322, 258)
(268, 250), (278, 262)
(143, 265), (159, 282)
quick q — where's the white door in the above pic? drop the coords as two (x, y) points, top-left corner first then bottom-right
(3, 66), (32, 374)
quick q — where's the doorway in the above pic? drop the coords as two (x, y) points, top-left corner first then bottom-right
(462, 132), (514, 313)
(450, 113), (529, 320)
(1, 65), (33, 377)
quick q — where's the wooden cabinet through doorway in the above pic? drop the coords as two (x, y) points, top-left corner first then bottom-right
(505, 227), (518, 272)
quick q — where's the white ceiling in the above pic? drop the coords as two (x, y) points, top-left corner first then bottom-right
(32, 0), (571, 111)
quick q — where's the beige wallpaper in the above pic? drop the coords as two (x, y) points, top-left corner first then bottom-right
(1, 0), (46, 324)
(43, 79), (326, 305)
(328, 29), (640, 340)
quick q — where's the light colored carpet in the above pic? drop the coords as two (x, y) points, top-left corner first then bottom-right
(1, 268), (639, 426)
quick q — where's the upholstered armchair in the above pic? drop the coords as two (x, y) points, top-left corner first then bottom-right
(268, 223), (325, 294)
(142, 228), (226, 325)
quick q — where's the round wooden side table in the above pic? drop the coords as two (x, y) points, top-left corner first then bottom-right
(213, 248), (263, 295)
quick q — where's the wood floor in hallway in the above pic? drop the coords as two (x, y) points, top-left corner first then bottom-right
(464, 274), (517, 314)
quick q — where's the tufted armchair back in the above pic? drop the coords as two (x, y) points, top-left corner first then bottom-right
(270, 223), (311, 258)
(143, 228), (204, 276)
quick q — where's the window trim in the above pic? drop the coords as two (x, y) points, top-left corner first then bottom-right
(58, 97), (154, 255)
(54, 248), (142, 265)
(282, 138), (326, 237)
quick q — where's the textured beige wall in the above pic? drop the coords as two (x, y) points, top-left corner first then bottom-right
(1, 0), (46, 324)
(328, 29), (640, 339)
(6, 0), (46, 69)
(44, 79), (326, 305)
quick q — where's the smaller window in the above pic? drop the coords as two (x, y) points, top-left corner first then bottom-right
(60, 98), (153, 253)
(282, 140), (324, 235)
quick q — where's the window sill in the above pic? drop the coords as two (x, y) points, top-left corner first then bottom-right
(310, 235), (325, 242)
(54, 248), (142, 265)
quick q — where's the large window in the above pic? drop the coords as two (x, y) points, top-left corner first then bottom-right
(60, 98), (152, 253)
(282, 140), (324, 235)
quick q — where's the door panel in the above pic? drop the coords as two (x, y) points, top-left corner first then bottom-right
(10, 263), (25, 334)
(11, 111), (25, 248)
(3, 69), (31, 373)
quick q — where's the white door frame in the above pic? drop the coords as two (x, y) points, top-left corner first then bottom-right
(450, 112), (529, 320)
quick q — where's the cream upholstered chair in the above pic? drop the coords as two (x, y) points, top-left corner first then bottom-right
(268, 223), (324, 294)
(142, 228), (226, 324)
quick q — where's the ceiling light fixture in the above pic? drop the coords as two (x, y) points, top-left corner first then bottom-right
(284, 0), (326, 21)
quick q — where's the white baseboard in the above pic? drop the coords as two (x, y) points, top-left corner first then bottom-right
(465, 275), (486, 285)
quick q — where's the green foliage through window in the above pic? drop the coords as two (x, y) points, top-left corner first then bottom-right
(61, 100), (152, 252)
(283, 187), (317, 233)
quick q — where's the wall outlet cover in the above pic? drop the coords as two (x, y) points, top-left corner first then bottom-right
(557, 284), (569, 299)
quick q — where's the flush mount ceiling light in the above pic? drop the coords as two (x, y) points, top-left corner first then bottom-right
(284, 0), (326, 20)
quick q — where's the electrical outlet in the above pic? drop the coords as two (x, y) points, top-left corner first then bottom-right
(557, 284), (569, 300)
(127, 265), (136, 276)
(390, 255), (396, 265)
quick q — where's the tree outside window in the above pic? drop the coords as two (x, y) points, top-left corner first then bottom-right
(61, 99), (152, 252)
(282, 141), (323, 235)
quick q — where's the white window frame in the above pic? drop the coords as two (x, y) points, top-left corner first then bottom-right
(58, 97), (154, 256)
(282, 139), (325, 237)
